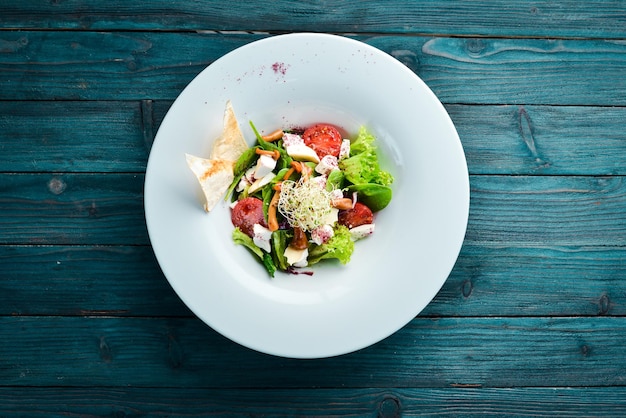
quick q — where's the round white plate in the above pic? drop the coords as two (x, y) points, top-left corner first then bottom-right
(144, 33), (469, 358)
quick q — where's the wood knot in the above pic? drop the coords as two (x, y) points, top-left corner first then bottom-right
(580, 344), (591, 357)
(598, 293), (610, 315)
(141, 100), (155, 150)
(126, 59), (137, 71)
(378, 396), (401, 418)
(517, 106), (550, 170)
(47, 177), (67, 195)
(466, 39), (486, 55)
(99, 336), (112, 362)
(88, 202), (98, 217)
(1, 36), (28, 53)
(462, 279), (473, 298)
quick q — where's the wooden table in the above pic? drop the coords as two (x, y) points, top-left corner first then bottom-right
(2, 1), (626, 415)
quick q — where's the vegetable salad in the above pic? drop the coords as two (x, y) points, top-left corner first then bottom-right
(228, 122), (393, 277)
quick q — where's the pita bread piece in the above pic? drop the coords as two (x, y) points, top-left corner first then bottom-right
(185, 154), (234, 212)
(210, 100), (249, 161)
(186, 101), (249, 212)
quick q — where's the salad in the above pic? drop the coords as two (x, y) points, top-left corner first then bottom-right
(227, 122), (394, 277)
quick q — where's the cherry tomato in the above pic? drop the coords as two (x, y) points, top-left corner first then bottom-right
(338, 202), (374, 229)
(231, 197), (266, 237)
(302, 124), (343, 158)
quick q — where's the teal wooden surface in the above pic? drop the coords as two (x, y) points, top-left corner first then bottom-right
(2, 387), (626, 417)
(0, 173), (147, 245)
(1, 316), (625, 388)
(1, 32), (626, 105)
(0, 245), (189, 316)
(1, 244), (624, 317)
(1, 0), (625, 39)
(0, 101), (150, 173)
(1, 0), (625, 416)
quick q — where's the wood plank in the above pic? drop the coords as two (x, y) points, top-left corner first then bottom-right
(446, 104), (626, 176)
(3, 101), (626, 176)
(1, 32), (626, 105)
(0, 316), (624, 387)
(0, 101), (150, 173)
(1, 244), (624, 318)
(0, 387), (625, 416)
(366, 36), (626, 106)
(0, 31), (253, 101)
(1, 0), (625, 39)
(426, 244), (626, 317)
(466, 175), (626, 247)
(1, 174), (624, 247)
(0, 173), (147, 245)
(0, 245), (189, 317)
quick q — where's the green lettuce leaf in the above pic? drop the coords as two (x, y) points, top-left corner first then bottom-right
(307, 225), (354, 265)
(339, 127), (394, 186)
(232, 227), (263, 258)
(347, 183), (393, 212)
(326, 169), (346, 191)
(249, 121), (292, 170)
(232, 227), (277, 277)
(271, 230), (289, 271)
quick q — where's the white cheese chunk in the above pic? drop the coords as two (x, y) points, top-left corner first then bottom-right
(311, 224), (334, 245)
(310, 174), (328, 189)
(339, 139), (351, 160)
(253, 223), (273, 252)
(244, 166), (256, 183)
(284, 246), (308, 267)
(236, 175), (251, 192)
(286, 143), (320, 163)
(282, 133), (304, 147)
(329, 189), (344, 200)
(254, 154), (277, 179)
(350, 223), (375, 241)
(315, 155), (339, 175)
(248, 171), (276, 194)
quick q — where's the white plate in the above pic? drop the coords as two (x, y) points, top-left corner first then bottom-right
(144, 33), (469, 358)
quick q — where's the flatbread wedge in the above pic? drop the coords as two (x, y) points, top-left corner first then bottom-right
(210, 101), (248, 161)
(186, 101), (249, 212)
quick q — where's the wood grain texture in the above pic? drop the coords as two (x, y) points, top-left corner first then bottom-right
(466, 175), (626, 246)
(0, 245), (189, 317)
(427, 244), (626, 317)
(366, 36), (626, 106)
(0, 387), (625, 417)
(1, 244), (624, 318)
(0, 316), (624, 388)
(1, 0), (625, 39)
(0, 173), (147, 245)
(0, 31), (254, 101)
(447, 104), (626, 176)
(1, 32), (625, 105)
(0, 101), (150, 173)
